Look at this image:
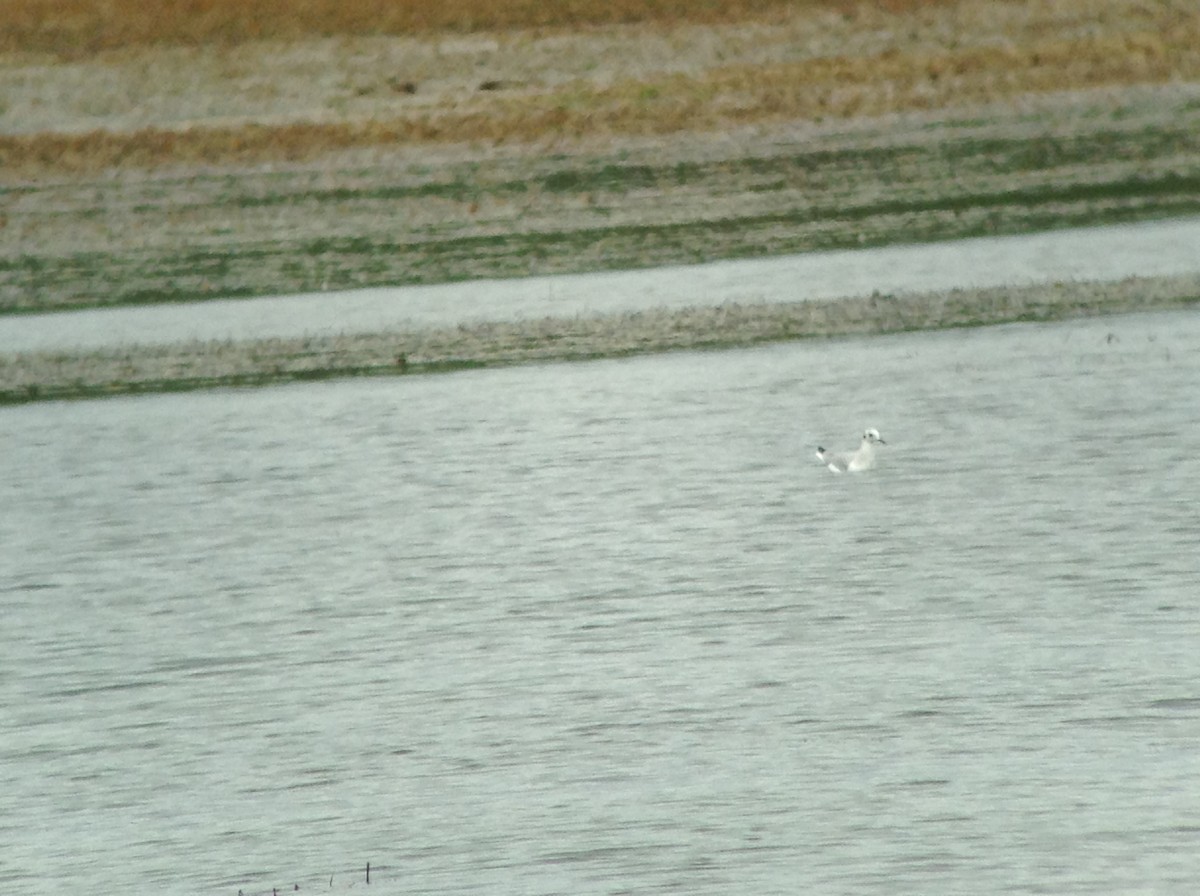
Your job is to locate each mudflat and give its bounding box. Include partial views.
[1,0,1199,400]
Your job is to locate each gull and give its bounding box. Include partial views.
[816,428,886,473]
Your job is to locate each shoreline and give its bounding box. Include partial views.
[3,273,1196,406]
[3,0,1199,405]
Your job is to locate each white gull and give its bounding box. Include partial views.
[816,428,886,473]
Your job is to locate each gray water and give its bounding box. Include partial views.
[4,215,1200,354]
[2,307,1200,895]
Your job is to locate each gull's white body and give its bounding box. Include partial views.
[816,428,885,473]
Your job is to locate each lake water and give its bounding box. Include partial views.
[4,215,1200,354]
[2,304,1199,895]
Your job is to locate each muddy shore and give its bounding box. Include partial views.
[3,273,1197,405]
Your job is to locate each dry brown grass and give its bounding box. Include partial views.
[2,0,949,56]
[3,13,1197,177]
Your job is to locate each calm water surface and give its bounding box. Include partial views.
[2,308,1199,895]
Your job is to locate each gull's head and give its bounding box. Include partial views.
[863,428,885,444]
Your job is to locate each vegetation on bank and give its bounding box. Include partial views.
[2,0,1197,178]
[3,13,1197,175]
[2,0,827,56]
[4,91,1199,315]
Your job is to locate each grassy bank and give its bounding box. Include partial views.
[5,85,1199,314]
[1,0,817,56]
[5,16,1198,175]
[3,274,1196,405]
[3,0,1199,315]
